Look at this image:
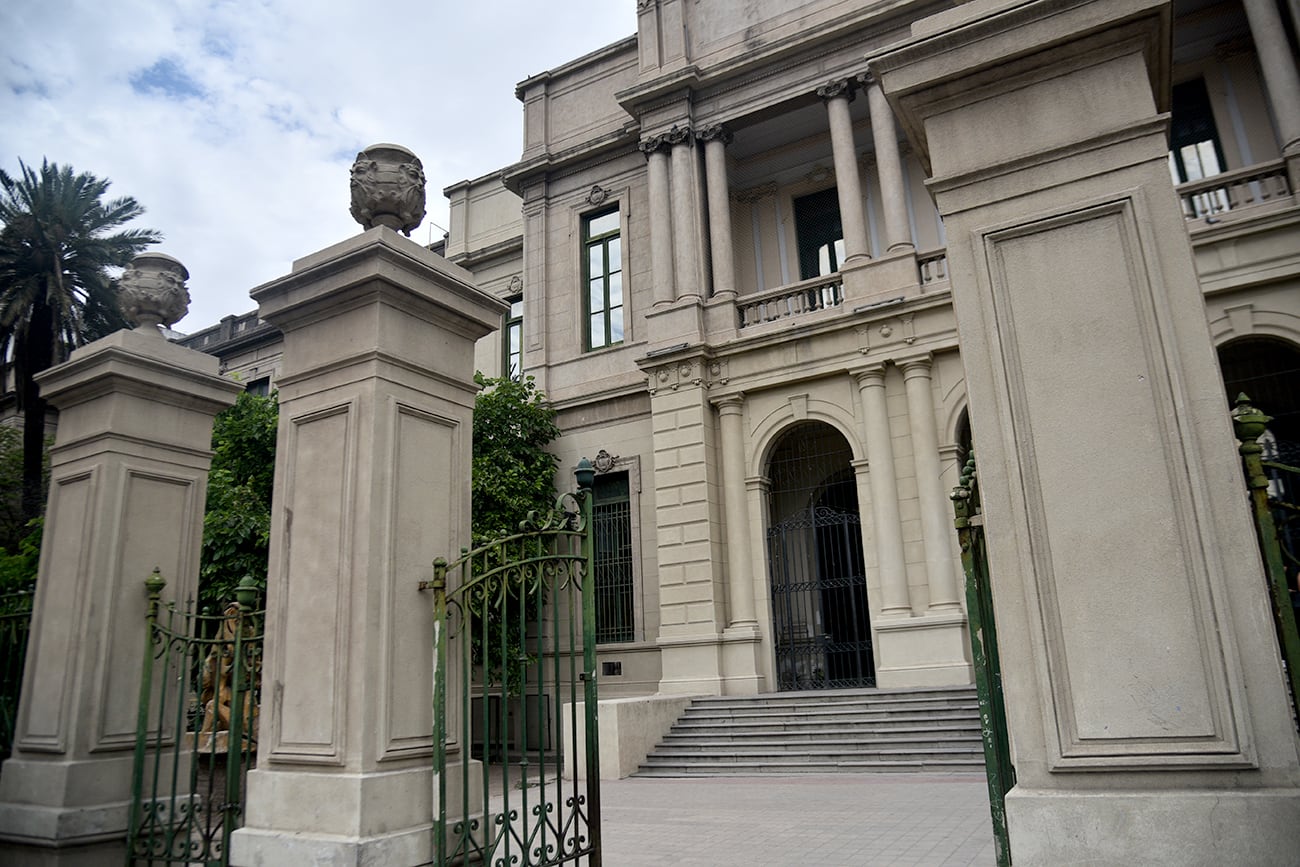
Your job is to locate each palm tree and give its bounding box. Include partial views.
[0,159,161,525]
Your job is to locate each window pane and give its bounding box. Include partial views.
[610,307,624,343]
[590,278,604,311]
[590,312,606,348]
[510,298,523,318]
[607,237,621,272]
[508,323,520,353]
[588,245,603,278]
[608,271,622,307]
[588,210,619,237]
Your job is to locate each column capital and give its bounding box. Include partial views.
[853,364,888,387]
[638,133,672,156]
[745,475,771,494]
[696,124,733,145]
[665,124,694,146]
[714,392,745,412]
[850,457,871,472]
[816,78,855,101]
[855,70,878,88]
[896,351,935,378]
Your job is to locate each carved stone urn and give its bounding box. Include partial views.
[118,252,190,334]
[349,143,427,236]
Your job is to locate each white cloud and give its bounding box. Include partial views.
[0,0,637,330]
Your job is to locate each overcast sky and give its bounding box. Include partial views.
[0,1,637,332]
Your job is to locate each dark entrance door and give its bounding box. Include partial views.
[766,422,874,690]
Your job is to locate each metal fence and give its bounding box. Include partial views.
[0,587,35,767]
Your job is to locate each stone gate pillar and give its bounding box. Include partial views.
[0,255,241,865]
[229,145,505,865]
[874,0,1300,862]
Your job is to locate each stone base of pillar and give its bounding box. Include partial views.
[0,752,135,862]
[1005,787,1300,864]
[0,839,125,867]
[644,300,704,351]
[873,612,973,688]
[703,295,739,343]
[1284,145,1300,195]
[841,249,920,307]
[656,633,724,695]
[230,766,435,867]
[720,624,763,695]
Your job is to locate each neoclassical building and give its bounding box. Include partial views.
[184,0,1300,701]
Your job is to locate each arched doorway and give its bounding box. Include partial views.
[1218,337,1300,461]
[765,421,874,690]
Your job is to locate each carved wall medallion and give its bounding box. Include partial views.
[349,143,427,236]
[593,449,620,473]
[507,275,523,294]
[587,185,609,206]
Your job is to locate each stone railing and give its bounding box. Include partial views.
[1177,159,1292,221]
[918,249,948,286]
[737,272,844,328]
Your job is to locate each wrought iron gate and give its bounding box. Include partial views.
[768,503,875,690]
[423,466,601,866]
[952,454,1013,867]
[0,585,34,767]
[128,572,263,866]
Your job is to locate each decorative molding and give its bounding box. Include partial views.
[732,182,777,204]
[638,134,671,156]
[586,184,609,207]
[506,275,523,295]
[636,0,655,10]
[696,124,733,146]
[664,124,693,146]
[815,78,853,101]
[803,164,835,186]
[646,357,727,394]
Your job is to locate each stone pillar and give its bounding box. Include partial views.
[854,366,910,616]
[0,275,240,864]
[863,72,914,254]
[898,354,961,611]
[874,0,1300,860]
[640,134,676,307]
[1241,0,1300,185]
[699,125,737,299]
[668,125,703,301]
[818,79,871,263]
[228,225,505,865]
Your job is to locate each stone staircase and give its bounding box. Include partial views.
[635,685,985,777]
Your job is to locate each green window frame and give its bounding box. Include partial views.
[503,295,523,379]
[583,209,623,351]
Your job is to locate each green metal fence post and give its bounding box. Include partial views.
[1231,394,1300,726]
[128,568,167,859]
[575,458,601,866]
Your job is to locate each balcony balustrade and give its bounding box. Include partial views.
[1177,159,1292,221]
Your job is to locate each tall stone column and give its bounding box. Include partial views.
[818,79,871,263]
[863,72,914,253]
[0,256,241,865]
[898,354,961,611]
[698,125,737,299]
[230,146,506,866]
[667,125,703,301]
[717,396,756,626]
[1241,0,1300,185]
[854,367,910,616]
[639,134,676,307]
[875,0,1300,860]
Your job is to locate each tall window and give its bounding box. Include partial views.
[593,471,635,643]
[583,209,623,350]
[794,188,845,280]
[1169,78,1226,184]
[503,295,523,379]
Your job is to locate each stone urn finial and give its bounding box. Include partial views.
[118,252,190,335]
[349,143,427,236]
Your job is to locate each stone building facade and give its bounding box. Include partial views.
[183,0,1300,703]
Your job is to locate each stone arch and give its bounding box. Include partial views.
[747,392,864,478]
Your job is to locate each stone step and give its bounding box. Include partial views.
[635,687,986,778]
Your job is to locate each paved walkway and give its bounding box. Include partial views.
[596,773,996,866]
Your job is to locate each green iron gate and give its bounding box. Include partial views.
[128,571,263,866]
[0,585,35,767]
[952,454,1014,867]
[422,461,601,866]
[1231,394,1300,729]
